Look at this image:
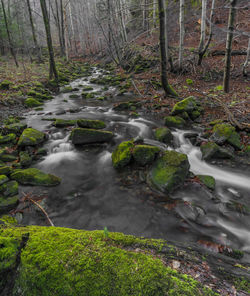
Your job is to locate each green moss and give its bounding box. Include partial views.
[164,116,186,128]
[0,150,17,163]
[0,175,8,186]
[53,119,77,128]
[69,94,80,99]
[82,86,94,91]
[211,124,242,149]
[3,123,27,136]
[200,142,233,160]
[171,96,197,115]
[77,119,106,129]
[132,145,160,166]
[10,168,61,187]
[0,226,217,296]
[62,86,73,93]
[25,97,43,108]
[19,151,32,168]
[0,134,16,145]
[197,175,215,190]
[186,79,194,85]
[112,141,134,169]
[0,195,19,214]
[0,181,18,197]
[155,127,173,144]
[0,166,13,176]
[0,80,13,90]
[71,128,113,145]
[18,128,45,147]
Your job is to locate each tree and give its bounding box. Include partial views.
[178,0,185,70]
[40,0,58,81]
[242,37,250,76]
[158,0,177,97]
[223,0,237,93]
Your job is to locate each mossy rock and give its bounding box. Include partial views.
[171,96,198,115]
[69,94,80,99]
[0,180,18,197]
[147,151,190,194]
[0,80,13,90]
[132,145,160,166]
[0,150,17,163]
[18,128,45,147]
[25,98,43,108]
[71,128,113,145]
[3,123,27,136]
[155,127,173,145]
[113,101,141,111]
[0,166,13,176]
[53,119,77,128]
[200,142,233,161]
[77,119,106,130]
[10,168,61,187]
[0,134,16,145]
[0,225,217,296]
[19,151,32,168]
[112,141,134,169]
[164,116,186,128]
[0,175,9,185]
[197,175,216,190]
[210,124,242,149]
[82,86,94,91]
[62,86,73,93]
[0,195,19,214]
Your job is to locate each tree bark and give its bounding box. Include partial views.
[158,0,177,97]
[223,0,237,93]
[197,0,207,63]
[178,0,185,70]
[1,0,18,67]
[242,37,250,76]
[60,0,66,56]
[40,0,58,81]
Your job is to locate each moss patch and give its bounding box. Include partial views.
[155,127,173,144]
[211,124,242,149]
[164,116,186,128]
[112,141,134,169]
[197,175,216,190]
[53,119,77,128]
[200,142,233,160]
[71,128,113,145]
[0,134,16,145]
[77,119,106,129]
[25,98,43,108]
[132,145,160,166]
[18,128,45,147]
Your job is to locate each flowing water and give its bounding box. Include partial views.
[19,68,250,260]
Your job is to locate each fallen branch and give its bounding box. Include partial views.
[131,79,144,97]
[210,49,247,56]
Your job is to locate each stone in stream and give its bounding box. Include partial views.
[0,166,14,176]
[10,168,61,186]
[3,123,27,136]
[53,119,77,127]
[0,148,18,163]
[25,98,43,108]
[71,128,113,145]
[164,116,186,128]
[18,128,45,147]
[147,150,190,194]
[154,127,173,145]
[132,145,160,166]
[200,142,233,161]
[77,119,106,129]
[0,133,16,145]
[197,175,216,190]
[112,140,134,169]
[0,195,19,214]
[19,151,32,168]
[0,180,18,197]
[0,175,9,185]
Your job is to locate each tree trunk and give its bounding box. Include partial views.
[198,0,207,61]
[223,0,237,93]
[1,0,18,67]
[178,0,185,70]
[40,0,58,81]
[26,0,43,63]
[158,0,177,97]
[60,0,66,56]
[242,37,250,76]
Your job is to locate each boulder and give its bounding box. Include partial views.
[112,141,134,169]
[0,134,16,145]
[0,166,13,176]
[0,180,18,197]
[200,142,233,161]
[164,116,186,128]
[154,127,173,145]
[71,128,113,145]
[19,151,32,168]
[147,150,190,193]
[197,175,216,190]
[25,98,43,108]
[132,145,160,166]
[0,149,18,163]
[77,119,106,129]
[18,128,45,147]
[0,195,19,214]
[10,168,61,186]
[171,96,198,115]
[3,123,27,136]
[53,119,77,127]
[0,175,8,185]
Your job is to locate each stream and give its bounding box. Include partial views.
[19,68,250,260]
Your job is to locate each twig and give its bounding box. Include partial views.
[131,79,144,97]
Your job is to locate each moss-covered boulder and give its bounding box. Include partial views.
[197,175,216,190]
[18,128,45,147]
[113,101,141,111]
[147,151,190,193]
[210,124,242,149]
[200,142,233,161]
[0,175,8,185]
[0,180,18,197]
[164,116,186,128]
[0,166,13,176]
[77,119,106,129]
[132,145,160,166]
[19,151,32,168]
[0,134,16,145]
[71,128,113,145]
[0,225,217,296]
[0,149,18,163]
[172,96,197,115]
[155,127,173,144]
[53,119,77,128]
[0,195,19,214]
[82,86,94,91]
[10,168,61,186]
[62,86,73,93]
[3,123,27,136]
[25,97,43,108]
[0,80,13,90]
[112,141,134,169]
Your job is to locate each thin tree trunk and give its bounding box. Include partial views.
[198,0,216,65]
[242,37,250,76]
[158,0,177,97]
[26,0,43,63]
[223,0,237,93]
[153,0,157,28]
[63,3,69,61]
[178,0,185,70]
[198,0,207,59]
[1,0,19,67]
[60,0,66,56]
[54,0,64,56]
[40,0,58,81]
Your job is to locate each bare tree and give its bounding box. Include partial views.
[178,0,185,70]
[242,37,250,76]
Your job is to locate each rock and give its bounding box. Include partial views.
[200,142,233,160]
[210,123,242,150]
[132,145,160,166]
[69,94,80,99]
[77,119,106,129]
[113,101,141,111]
[112,141,134,169]
[71,128,113,145]
[0,195,19,214]
[171,96,198,115]
[0,149,18,162]
[164,116,186,128]
[25,98,43,108]
[18,128,45,147]
[82,86,93,91]
[19,151,32,168]
[0,80,12,90]
[147,150,190,193]
[197,175,216,190]
[53,119,77,127]
[0,134,16,145]
[0,180,18,197]
[62,86,73,93]
[154,127,173,144]
[3,123,27,135]
[0,175,9,185]
[0,166,13,176]
[10,168,61,186]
